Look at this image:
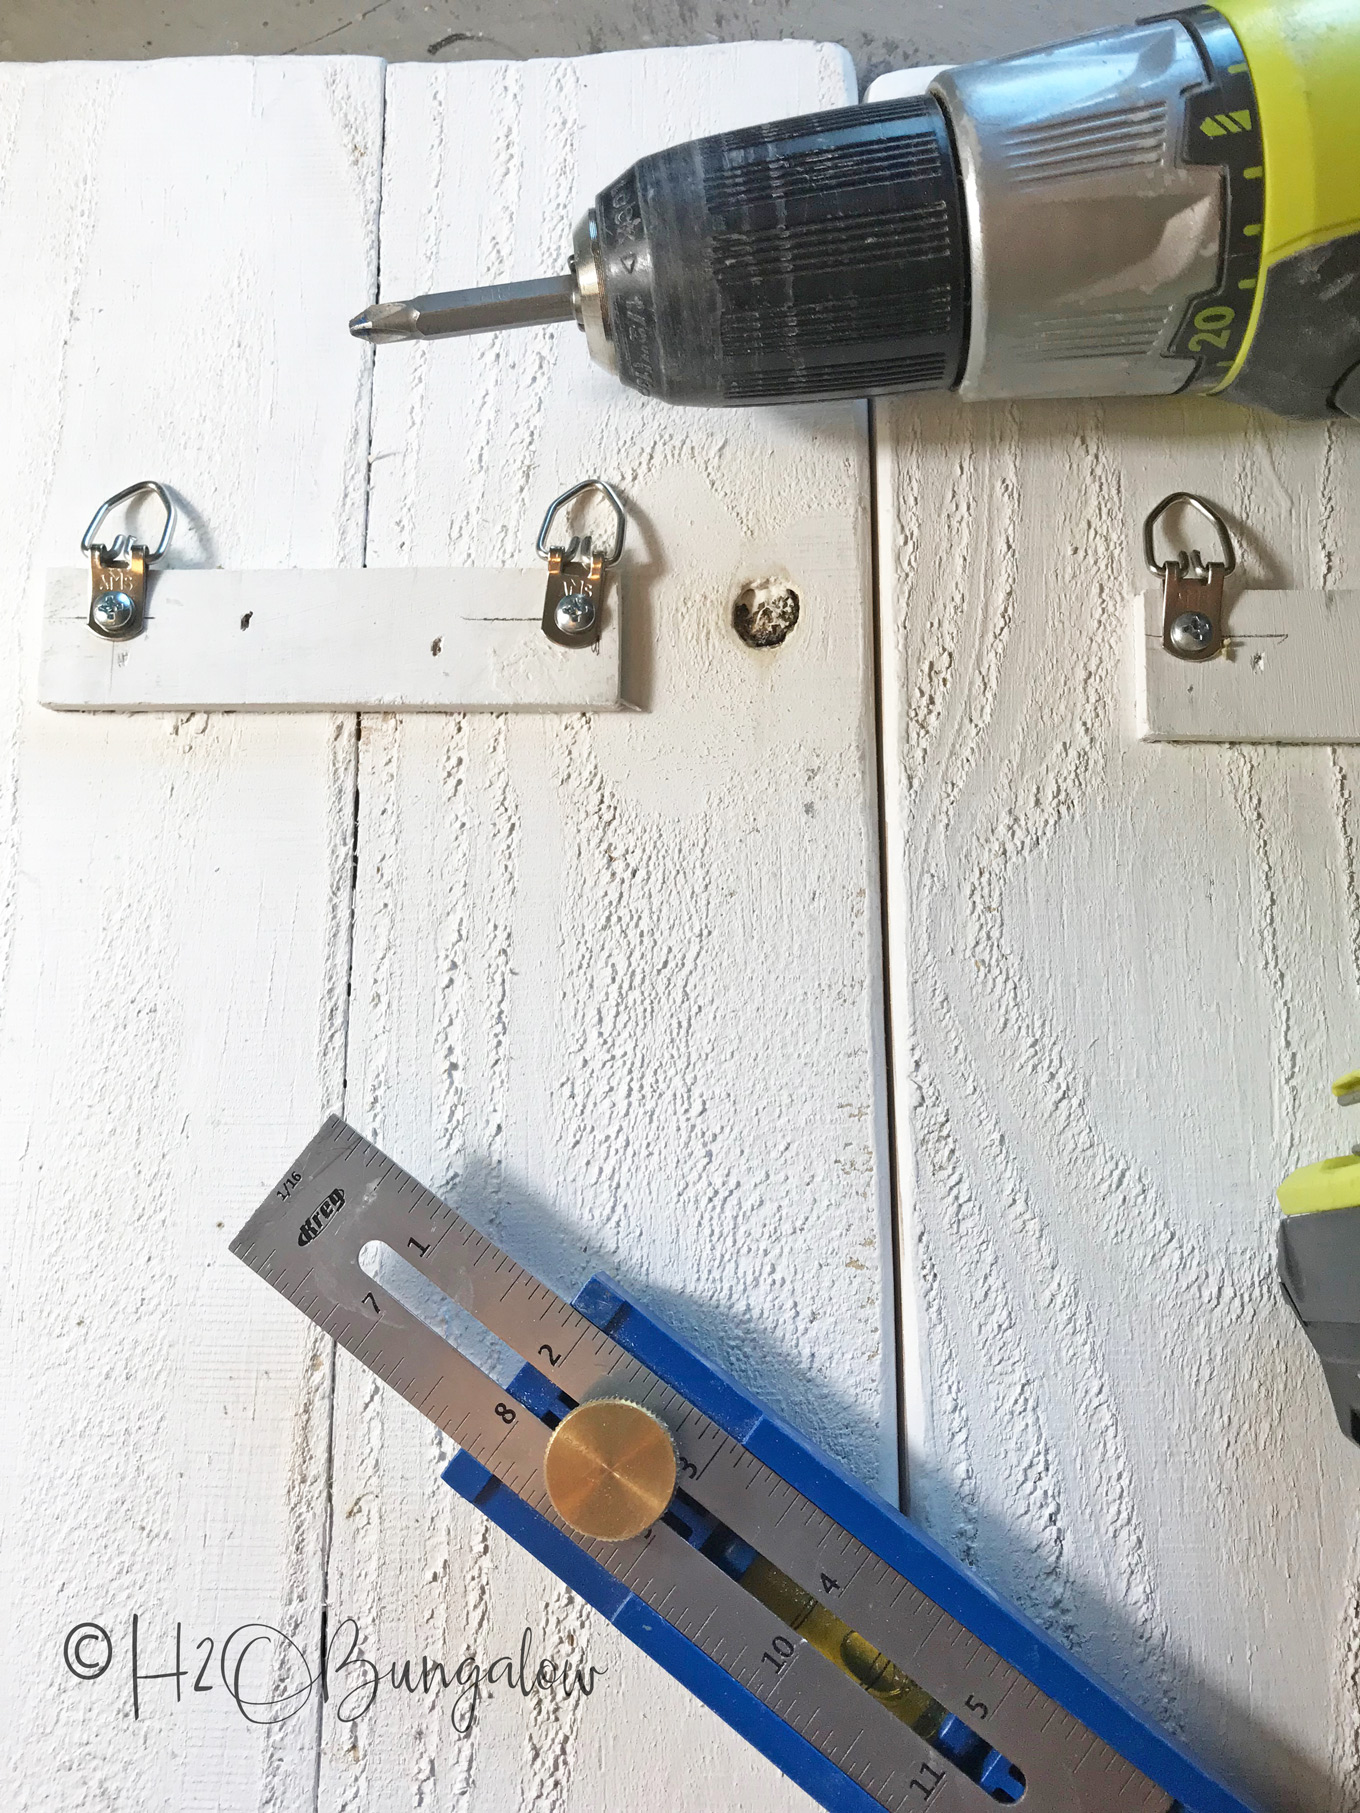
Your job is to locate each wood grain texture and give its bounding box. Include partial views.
[323,42,893,1813]
[0,57,381,1810]
[875,388,1360,1812]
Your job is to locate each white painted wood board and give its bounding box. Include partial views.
[874,382,1360,1812]
[856,64,953,99]
[0,56,381,1812]
[1136,587,1360,743]
[39,566,623,711]
[324,41,890,1813]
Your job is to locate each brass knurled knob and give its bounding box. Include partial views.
[543,1398,677,1541]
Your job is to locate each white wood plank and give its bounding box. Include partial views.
[0,57,382,1811]
[875,379,1360,1811]
[40,566,623,711]
[326,42,892,1813]
[1135,587,1360,743]
[855,65,952,99]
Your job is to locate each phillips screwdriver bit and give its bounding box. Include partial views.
[349,274,577,344]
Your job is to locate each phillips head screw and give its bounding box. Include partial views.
[1168,610,1214,654]
[554,593,596,636]
[91,590,136,634]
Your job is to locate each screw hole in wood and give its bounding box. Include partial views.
[733,581,799,649]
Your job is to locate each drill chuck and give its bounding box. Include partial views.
[350,0,1360,422]
[576,96,968,405]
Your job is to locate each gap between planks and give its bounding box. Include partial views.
[301,48,905,1813]
[310,58,387,1813]
[867,395,913,1515]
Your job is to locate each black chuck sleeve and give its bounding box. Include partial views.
[591,95,970,407]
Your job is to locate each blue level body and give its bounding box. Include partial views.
[442,1274,1260,1813]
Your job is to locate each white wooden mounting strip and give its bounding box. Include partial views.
[1135,587,1360,742]
[39,566,621,711]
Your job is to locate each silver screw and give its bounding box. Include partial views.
[555,593,596,636]
[1169,610,1213,654]
[92,591,135,634]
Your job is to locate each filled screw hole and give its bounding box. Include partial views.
[733,581,799,649]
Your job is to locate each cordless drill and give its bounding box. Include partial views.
[350,0,1360,422]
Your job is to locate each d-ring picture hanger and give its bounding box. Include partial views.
[82,480,175,642]
[537,478,627,650]
[41,476,628,714]
[1133,490,1360,744]
[1142,491,1236,663]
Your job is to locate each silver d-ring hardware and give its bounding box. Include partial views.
[1142,492,1236,662]
[536,478,626,568]
[82,480,175,563]
[537,478,627,649]
[83,480,175,642]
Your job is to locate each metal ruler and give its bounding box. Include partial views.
[232,1118,1258,1813]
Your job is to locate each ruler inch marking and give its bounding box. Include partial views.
[234,1121,1179,1813]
